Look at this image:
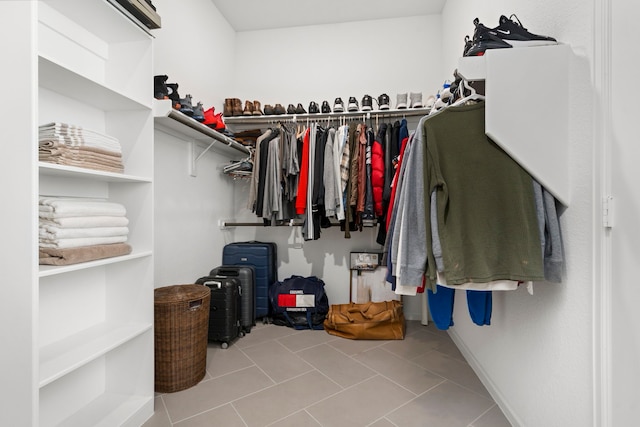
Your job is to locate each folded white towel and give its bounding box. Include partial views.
[39,226,129,240]
[39,235,128,249]
[39,198,126,217]
[39,216,129,228]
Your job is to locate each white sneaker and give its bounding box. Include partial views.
[396,93,408,109]
[409,92,423,108]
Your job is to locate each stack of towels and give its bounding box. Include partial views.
[39,197,132,266]
[39,123,124,173]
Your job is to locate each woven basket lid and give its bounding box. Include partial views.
[154,284,210,304]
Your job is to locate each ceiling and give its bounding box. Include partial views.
[210,0,447,32]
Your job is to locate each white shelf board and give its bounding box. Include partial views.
[39,250,152,278]
[39,322,151,387]
[56,393,153,427]
[458,44,571,206]
[39,162,152,183]
[154,99,251,157]
[38,56,150,111]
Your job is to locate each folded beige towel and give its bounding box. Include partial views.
[39,243,132,266]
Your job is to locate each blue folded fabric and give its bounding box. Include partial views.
[467,290,492,326]
[427,285,455,330]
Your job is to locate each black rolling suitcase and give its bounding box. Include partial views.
[196,276,241,349]
[222,241,277,320]
[209,265,256,334]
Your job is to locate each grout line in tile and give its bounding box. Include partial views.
[203,363,257,381]
[157,394,174,426]
[467,403,498,426]
[230,402,250,427]
[377,378,449,421]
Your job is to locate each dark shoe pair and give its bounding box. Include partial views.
[287,103,307,115]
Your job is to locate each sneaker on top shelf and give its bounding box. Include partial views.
[180,94,194,116]
[308,101,320,114]
[409,92,423,108]
[494,14,557,47]
[295,103,307,114]
[361,95,373,112]
[263,104,275,115]
[321,100,331,113]
[154,75,169,100]
[425,95,436,111]
[334,97,345,113]
[287,104,296,114]
[396,93,408,109]
[347,96,359,112]
[192,101,205,122]
[378,93,390,110]
[465,19,512,56]
[273,103,286,115]
[253,100,263,115]
[242,100,254,116]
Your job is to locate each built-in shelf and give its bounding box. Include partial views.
[39,162,152,183]
[39,322,151,387]
[458,44,571,206]
[39,251,153,278]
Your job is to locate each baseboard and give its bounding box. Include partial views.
[448,328,523,427]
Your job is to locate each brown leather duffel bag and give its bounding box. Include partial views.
[323,300,406,340]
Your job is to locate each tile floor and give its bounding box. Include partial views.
[143,320,511,427]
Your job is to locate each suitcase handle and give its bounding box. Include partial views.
[203,280,222,288]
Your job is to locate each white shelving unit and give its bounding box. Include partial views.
[1,1,154,426]
[458,44,571,206]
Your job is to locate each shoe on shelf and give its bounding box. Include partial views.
[308,101,320,114]
[425,95,436,111]
[166,83,181,110]
[494,14,557,47]
[409,92,423,108]
[154,75,169,99]
[287,104,296,114]
[465,18,512,56]
[253,100,263,115]
[378,93,390,110]
[440,82,452,104]
[192,101,205,122]
[274,103,286,115]
[232,98,243,116]
[347,96,359,112]
[295,103,307,114]
[321,100,331,114]
[224,98,234,117]
[179,94,194,116]
[263,104,275,115]
[396,93,408,109]
[462,35,473,57]
[203,106,225,131]
[361,95,373,112]
[333,97,345,113]
[243,100,254,116]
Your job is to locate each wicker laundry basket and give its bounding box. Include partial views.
[154,284,211,393]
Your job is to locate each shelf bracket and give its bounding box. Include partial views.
[189,140,216,177]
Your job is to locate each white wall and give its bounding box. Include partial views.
[441,1,595,426]
[152,0,239,286]
[233,15,443,112]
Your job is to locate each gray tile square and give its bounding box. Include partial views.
[241,339,313,383]
[278,329,336,352]
[327,336,387,356]
[266,410,322,427]
[235,323,299,349]
[355,347,445,394]
[298,343,376,388]
[306,375,415,427]
[386,381,494,427]
[380,329,443,360]
[206,344,254,378]
[173,404,246,427]
[411,349,491,398]
[233,370,341,427]
[141,397,171,427]
[471,404,512,427]
[162,366,274,423]
[368,418,397,427]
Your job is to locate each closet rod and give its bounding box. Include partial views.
[219,219,343,228]
[224,107,432,125]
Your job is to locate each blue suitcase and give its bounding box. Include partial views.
[222,241,277,319]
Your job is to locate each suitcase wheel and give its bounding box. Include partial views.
[221,342,229,349]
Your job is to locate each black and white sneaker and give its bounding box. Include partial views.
[378,93,390,110]
[347,96,359,112]
[321,100,331,113]
[494,14,557,47]
[465,15,557,56]
[334,97,345,113]
[361,95,373,112]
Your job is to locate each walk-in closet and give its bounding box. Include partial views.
[3,0,638,426]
